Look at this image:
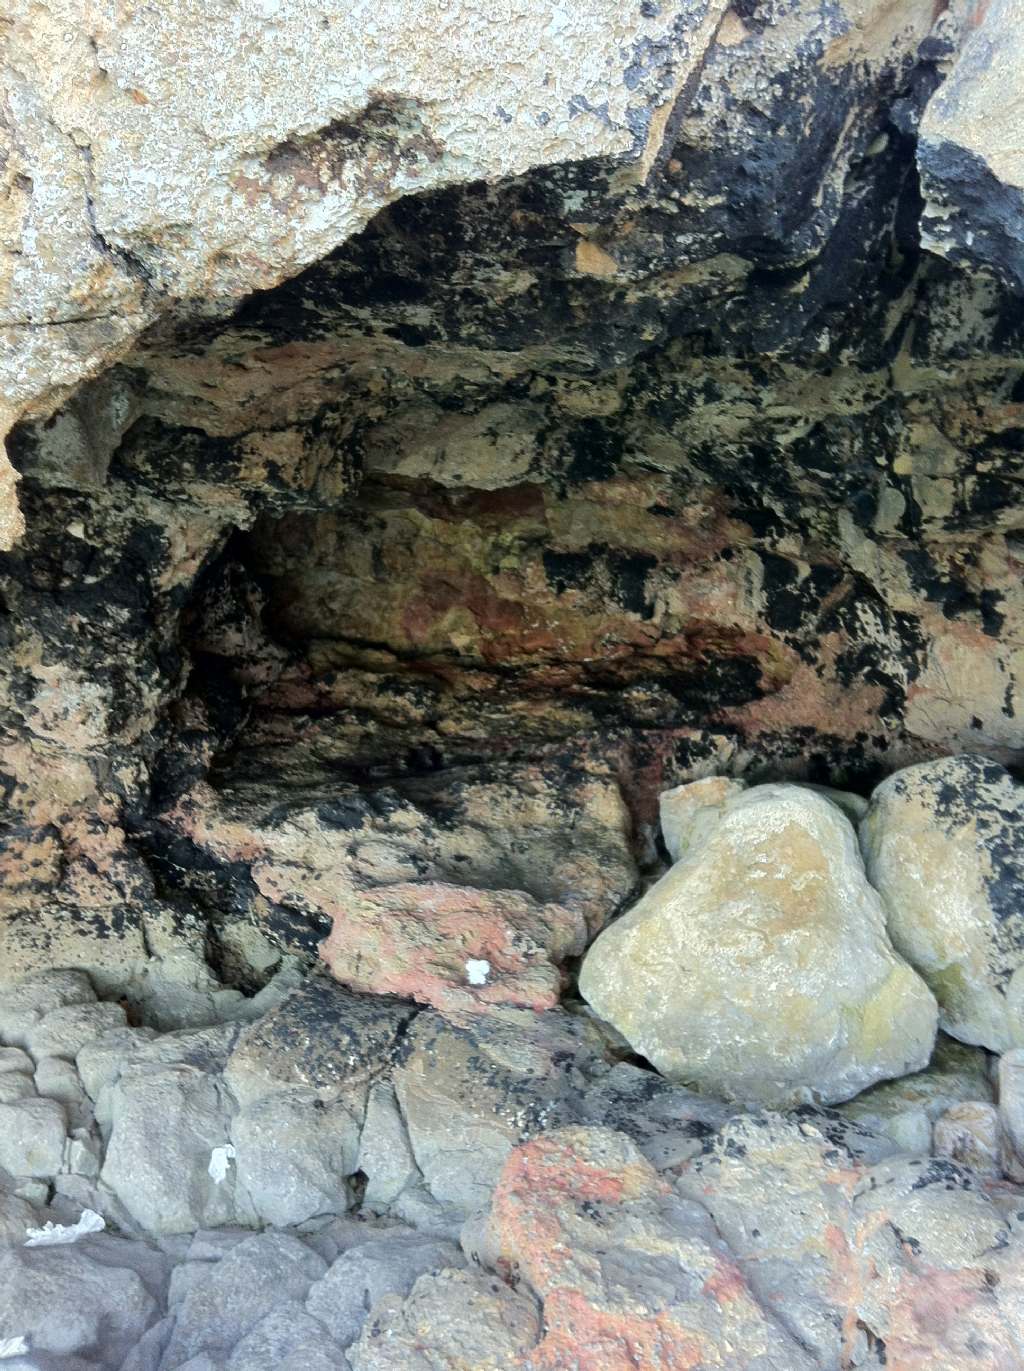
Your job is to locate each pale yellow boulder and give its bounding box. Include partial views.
[581,782,937,1106]
[860,755,1024,1052]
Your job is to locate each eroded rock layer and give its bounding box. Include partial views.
[5,0,1024,991]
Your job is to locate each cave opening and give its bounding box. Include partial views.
[8,5,1024,1354]
[5,104,1024,1012]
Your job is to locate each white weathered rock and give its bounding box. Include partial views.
[0,1098,67,1179]
[861,754,1024,1051]
[358,1082,421,1209]
[0,1072,36,1106]
[918,0,1024,293]
[0,1239,160,1368]
[24,1002,127,1061]
[0,970,96,1047]
[97,1026,249,1233]
[658,775,747,862]
[581,782,937,1106]
[224,1302,348,1371]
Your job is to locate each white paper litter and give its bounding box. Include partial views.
[0,1336,28,1358]
[208,1143,237,1183]
[24,1209,105,1247]
[465,958,490,986]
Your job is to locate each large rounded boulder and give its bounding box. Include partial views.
[579,782,937,1106]
[861,754,1024,1052]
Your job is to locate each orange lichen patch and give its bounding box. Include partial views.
[526,1295,706,1371]
[720,631,888,739]
[318,880,586,1013]
[513,1136,653,1206]
[488,1128,807,1371]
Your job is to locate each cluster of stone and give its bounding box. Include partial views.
[3,753,1024,1364]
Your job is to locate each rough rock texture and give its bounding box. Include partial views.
[483,1125,817,1370]
[919,0,1024,290]
[839,1032,993,1153]
[862,754,1024,1051]
[580,782,937,1105]
[5,2,1024,1364]
[0,0,730,547]
[6,0,1024,1016]
[0,969,1022,1368]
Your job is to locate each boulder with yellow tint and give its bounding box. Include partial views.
[579,783,937,1106]
[861,755,1024,1053]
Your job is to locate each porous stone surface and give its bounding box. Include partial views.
[348,1266,541,1371]
[861,754,1024,1051]
[6,0,1024,1016]
[319,880,587,1013]
[482,1125,818,1370]
[580,782,937,1105]
[0,968,1021,1367]
[933,1100,1002,1178]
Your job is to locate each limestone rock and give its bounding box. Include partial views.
[223,978,413,1226]
[348,1267,540,1371]
[96,1025,248,1233]
[1,0,728,543]
[23,1002,127,1062]
[357,1083,420,1210]
[581,782,937,1105]
[933,1100,1002,1177]
[158,759,636,964]
[0,971,97,1046]
[483,1125,817,1370]
[675,1113,865,1366]
[676,1114,1024,1370]
[999,1048,1024,1181]
[0,1099,67,1180]
[839,1032,993,1154]
[658,775,746,862]
[305,1234,465,1348]
[224,1303,348,1371]
[0,1239,160,1368]
[391,1007,605,1218]
[161,1231,327,1367]
[861,754,1024,1051]
[319,880,587,1013]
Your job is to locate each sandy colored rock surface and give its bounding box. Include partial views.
[581,782,937,1105]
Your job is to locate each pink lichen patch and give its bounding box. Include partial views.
[319,880,586,1012]
[485,1128,808,1371]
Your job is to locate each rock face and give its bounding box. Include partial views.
[862,754,1024,1051]
[580,782,937,1105]
[5,0,1024,1014]
[0,0,729,546]
[919,0,1024,292]
[5,2,1024,1364]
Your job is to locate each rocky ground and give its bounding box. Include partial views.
[5,0,1024,1365]
[4,761,1024,1367]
